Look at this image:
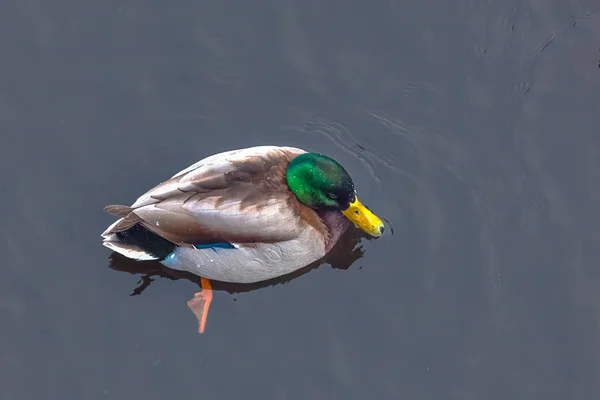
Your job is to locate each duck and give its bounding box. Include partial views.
[101,145,384,332]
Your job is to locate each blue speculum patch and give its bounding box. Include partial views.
[164,242,235,263]
[193,242,235,250]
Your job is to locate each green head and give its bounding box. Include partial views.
[286,153,355,210]
[286,152,385,237]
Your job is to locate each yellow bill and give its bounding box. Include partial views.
[342,197,385,237]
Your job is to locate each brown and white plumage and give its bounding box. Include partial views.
[101,146,351,283]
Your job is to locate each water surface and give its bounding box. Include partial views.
[1,1,600,399]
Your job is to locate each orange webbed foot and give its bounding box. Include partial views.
[187,277,213,334]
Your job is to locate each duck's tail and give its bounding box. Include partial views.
[101,205,176,261]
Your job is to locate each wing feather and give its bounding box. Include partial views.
[105,146,323,246]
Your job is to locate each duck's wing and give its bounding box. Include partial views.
[102,146,327,247]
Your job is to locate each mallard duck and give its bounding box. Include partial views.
[101,145,384,332]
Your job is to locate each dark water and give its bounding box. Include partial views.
[2,1,600,399]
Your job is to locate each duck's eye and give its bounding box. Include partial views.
[326,193,338,200]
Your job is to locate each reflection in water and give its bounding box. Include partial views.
[108,226,368,332]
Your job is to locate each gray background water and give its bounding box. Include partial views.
[2,1,600,399]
